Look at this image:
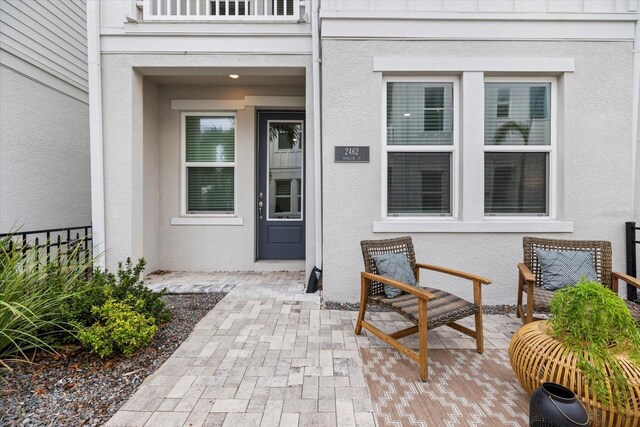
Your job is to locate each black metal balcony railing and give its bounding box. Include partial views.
[0,226,93,269]
[626,221,639,302]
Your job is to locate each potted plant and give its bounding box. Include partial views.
[509,279,640,425]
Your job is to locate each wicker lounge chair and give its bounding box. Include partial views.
[517,236,640,324]
[355,236,491,381]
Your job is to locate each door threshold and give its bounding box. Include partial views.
[253,260,305,272]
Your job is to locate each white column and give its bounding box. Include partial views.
[87,0,105,269]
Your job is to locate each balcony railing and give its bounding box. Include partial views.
[142,0,302,21]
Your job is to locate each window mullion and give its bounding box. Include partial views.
[483,145,552,153]
[387,145,454,153]
[460,71,485,223]
[186,161,237,167]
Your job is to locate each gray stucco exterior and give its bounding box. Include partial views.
[321,40,635,304]
[91,1,639,306]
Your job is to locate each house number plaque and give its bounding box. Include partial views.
[335,146,370,163]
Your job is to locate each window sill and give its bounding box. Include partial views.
[170,217,244,226]
[373,220,573,233]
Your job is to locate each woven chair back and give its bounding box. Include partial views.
[523,237,613,289]
[361,236,417,296]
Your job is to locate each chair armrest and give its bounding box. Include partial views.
[518,263,535,283]
[612,272,640,289]
[361,271,436,300]
[415,263,492,285]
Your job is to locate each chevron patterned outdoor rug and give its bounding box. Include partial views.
[361,348,529,426]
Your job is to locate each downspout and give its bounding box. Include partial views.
[632,17,640,218]
[312,0,322,270]
[87,1,106,269]
[306,0,323,292]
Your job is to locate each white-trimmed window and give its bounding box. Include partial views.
[484,78,555,217]
[383,78,458,218]
[182,113,236,215]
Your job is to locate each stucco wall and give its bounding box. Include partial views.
[321,40,635,305]
[0,68,91,232]
[100,53,315,273]
[153,84,306,272]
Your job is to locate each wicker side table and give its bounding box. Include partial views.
[509,321,640,427]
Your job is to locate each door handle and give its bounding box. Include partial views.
[258,201,263,219]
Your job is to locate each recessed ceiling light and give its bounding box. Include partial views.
[229,74,239,79]
[404,113,411,117]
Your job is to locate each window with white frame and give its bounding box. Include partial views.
[183,114,236,215]
[484,81,553,216]
[384,80,456,217]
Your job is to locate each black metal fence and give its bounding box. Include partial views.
[0,226,93,269]
[626,221,639,302]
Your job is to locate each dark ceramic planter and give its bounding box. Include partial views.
[529,382,589,427]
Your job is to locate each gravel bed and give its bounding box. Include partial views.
[0,293,226,427]
[323,300,516,315]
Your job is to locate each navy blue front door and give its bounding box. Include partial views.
[257,111,305,260]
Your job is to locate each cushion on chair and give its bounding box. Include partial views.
[368,287,478,330]
[371,253,417,299]
[534,248,598,291]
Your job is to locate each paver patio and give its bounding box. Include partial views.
[106,272,522,427]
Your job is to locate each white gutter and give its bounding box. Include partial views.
[311,0,322,269]
[87,0,106,269]
[632,17,640,217]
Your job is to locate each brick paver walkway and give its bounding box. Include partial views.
[106,272,521,427]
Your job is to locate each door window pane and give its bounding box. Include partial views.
[485,83,550,146]
[484,152,548,215]
[387,152,451,216]
[187,167,234,213]
[268,122,303,219]
[387,82,454,145]
[186,116,235,162]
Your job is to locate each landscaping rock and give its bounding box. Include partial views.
[0,293,226,427]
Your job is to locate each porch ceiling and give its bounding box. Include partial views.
[141,66,306,86]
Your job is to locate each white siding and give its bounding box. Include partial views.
[0,0,88,97]
[321,0,638,13]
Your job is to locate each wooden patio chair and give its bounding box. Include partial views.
[517,236,640,324]
[354,236,491,381]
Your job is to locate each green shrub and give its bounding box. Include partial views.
[77,299,157,358]
[549,279,640,410]
[65,258,170,327]
[61,269,108,327]
[0,237,92,366]
[109,258,171,324]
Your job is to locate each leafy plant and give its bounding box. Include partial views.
[549,280,640,410]
[0,237,92,367]
[109,258,170,324]
[64,258,170,327]
[77,299,157,358]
